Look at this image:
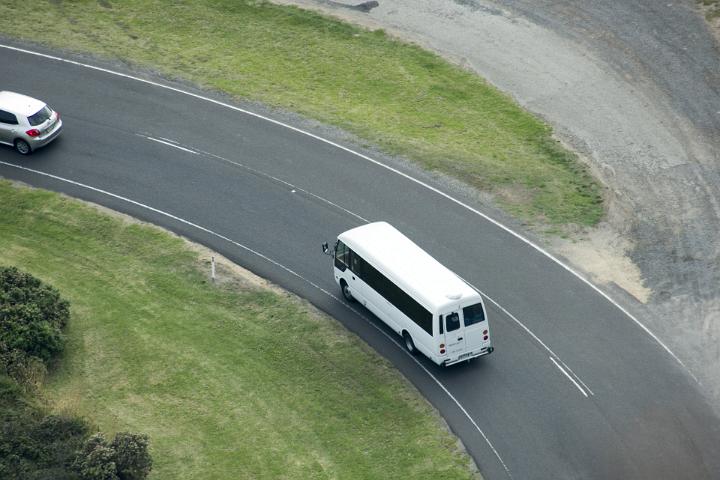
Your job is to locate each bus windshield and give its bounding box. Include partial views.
[463,303,486,326]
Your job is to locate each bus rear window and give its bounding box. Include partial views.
[463,303,486,326]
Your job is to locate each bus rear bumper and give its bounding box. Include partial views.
[443,346,494,366]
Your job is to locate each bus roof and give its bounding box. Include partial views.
[338,222,480,313]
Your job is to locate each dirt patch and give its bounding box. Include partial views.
[551,224,651,304]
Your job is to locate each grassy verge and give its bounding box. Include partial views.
[0,181,477,480]
[0,0,602,226]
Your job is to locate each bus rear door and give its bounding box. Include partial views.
[443,312,466,357]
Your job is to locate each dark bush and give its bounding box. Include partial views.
[0,341,47,389]
[111,433,152,480]
[74,433,152,480]
[0,266,69,363]
[0,375,88,480]
[74,434,118,480]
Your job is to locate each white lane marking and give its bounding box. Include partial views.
[149,123,592,399]
[145,129,592,399]
[462,277,594,397]
[138,134,199,155]
[191,143,369,223]
[0,159,512,479]
[550,357,588,398]
[0,43,692,382]
[559,358,594,396]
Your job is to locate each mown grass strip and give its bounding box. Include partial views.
[0,181,477,480]
[0,0,602,226]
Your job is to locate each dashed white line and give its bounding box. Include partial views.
[133,129,594,398]
[0,159,512,478]
[134,132,368,222]
[138,134,199,155]
[461,277,593,397]
[550,357,588,398]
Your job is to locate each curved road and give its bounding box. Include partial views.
[2,43,719,479]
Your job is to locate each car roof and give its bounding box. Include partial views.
[0,91,46,117]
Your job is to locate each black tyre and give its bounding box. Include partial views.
[14,139,31,155]
[341,281,355,302]
[403,332,417,355]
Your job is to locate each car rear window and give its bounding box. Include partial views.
[463,303,486,326]
[28,106,52,126]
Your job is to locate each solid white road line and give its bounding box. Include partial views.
[0,159,513,478]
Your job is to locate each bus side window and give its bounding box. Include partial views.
[446,312,460,332]
[350,250,362,274]
[335,241,348,271]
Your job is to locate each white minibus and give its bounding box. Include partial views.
[323,222,493,366]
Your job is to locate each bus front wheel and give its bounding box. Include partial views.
[403,332,417,355]
[341,281,355,302]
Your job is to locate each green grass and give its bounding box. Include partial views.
[0,0,602,226]
[0,181,478,480]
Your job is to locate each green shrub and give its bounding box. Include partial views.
[0,341,47,389]
[0,375,88,479]
[111,433,152,480]
[0,266,69,362]
[74,433,152,480]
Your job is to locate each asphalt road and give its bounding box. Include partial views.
[2,43,720,479]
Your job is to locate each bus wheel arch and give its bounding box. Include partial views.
[402,331,417,355]
[340,280,355,302]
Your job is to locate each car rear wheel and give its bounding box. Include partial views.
[14,139,30,155]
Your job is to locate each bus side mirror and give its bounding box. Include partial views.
[322,242,330,255]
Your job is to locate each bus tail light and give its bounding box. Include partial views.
[483,329,488,335]
[440,343,445,354]
[484,335,489,341]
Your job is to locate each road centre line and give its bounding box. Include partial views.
[0,43,689,381]
[0,160,512,478]
[461,277,594,397]
[151,130,590,400]
[138,134,199,154]
[135,132,370,224]
[136,127,590,400]
[134,131,586,396]
[550,357,588,398]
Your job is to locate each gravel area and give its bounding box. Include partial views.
[272,0,720,409]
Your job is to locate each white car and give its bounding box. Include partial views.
[0,91,62,155]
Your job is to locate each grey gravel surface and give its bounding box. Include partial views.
[272,0,720,412]
[2,40,720,479]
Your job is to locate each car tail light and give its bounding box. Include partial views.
[26,129,41,137]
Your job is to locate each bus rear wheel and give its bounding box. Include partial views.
[403,332,417,355]
[340,281,355,302]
